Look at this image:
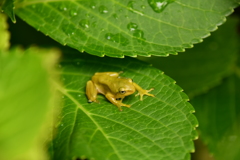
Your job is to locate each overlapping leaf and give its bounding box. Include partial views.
[52,52,198,160]
[0,47,59,160]
[0,13,10,50]
[14,0,239,57]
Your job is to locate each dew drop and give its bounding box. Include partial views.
[99,5,108,14]
[105,33,129,46]
[112,13,118,19]
[59,4,67,11]
[133,29,146,43]
[70,10,77,16]
[148,0,174,13]
[141,5,146,9]
[91,5,96,9]
[79,19,90,29]
[127,22,138,31]
[127,1,144,16]
[78,94,81,97]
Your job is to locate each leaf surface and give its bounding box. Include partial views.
[52,52,198,160]
[138,17,239,98]
[0,47,59,160]
[14,0,239,57]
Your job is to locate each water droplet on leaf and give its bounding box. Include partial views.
[59,5,67,11]
[112,13,118,19]
[99,6,108,14]
[141,5,146,9]
[70,10,77,16]
[127,1,144,16]
[105,33,129,46]
[127,22,138,31]
[79,19,90,29]
[148,0,174,13]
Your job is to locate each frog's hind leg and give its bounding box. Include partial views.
[86,80,99,103]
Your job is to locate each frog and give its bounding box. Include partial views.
[86,71,154,111]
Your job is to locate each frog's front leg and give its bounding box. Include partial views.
[86,80,99,103]
[105,93,130,111]
[133,82,154,101]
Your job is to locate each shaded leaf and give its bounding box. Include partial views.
[15,0,239,57]
[191,74,240,160]
[52,52,198,160]
[138,17,239,98]
[0,47,59,160]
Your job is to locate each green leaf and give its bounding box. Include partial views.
[52,52,198,160]
[191,74,240,160]
[0,13,10,50]
[0,0,16,23]
[14,0,239,57]
[138,17,239,98]
[0,47,59,160]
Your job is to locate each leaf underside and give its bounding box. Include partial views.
[15,0,239,57]
[51,52,198,160]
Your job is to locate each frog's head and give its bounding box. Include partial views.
[116,78,136,97]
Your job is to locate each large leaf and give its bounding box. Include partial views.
[191,73,240,160]
[138,17,239,98]
[0,0,16,22]
[0,13,10,50]
[0,47,59,160]
[15,0,239,57]
[52,52,198,160]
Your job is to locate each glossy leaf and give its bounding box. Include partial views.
[51,52,198,160]
[14,0,239,57]
[191,74,240,160]
[0,13,10,50]
[138,17,239,98]
[0,0,16,22]
[0,47,59,160]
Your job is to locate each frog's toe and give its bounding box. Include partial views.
[88,99,100,104]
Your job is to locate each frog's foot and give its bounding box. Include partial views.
[117,103,131,111]
[135,88,155,101]
[88,99,100,104]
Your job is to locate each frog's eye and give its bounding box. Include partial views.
[119,90,126,94]
[119,88,126,94]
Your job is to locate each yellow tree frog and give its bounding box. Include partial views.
[86,71,154,111]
